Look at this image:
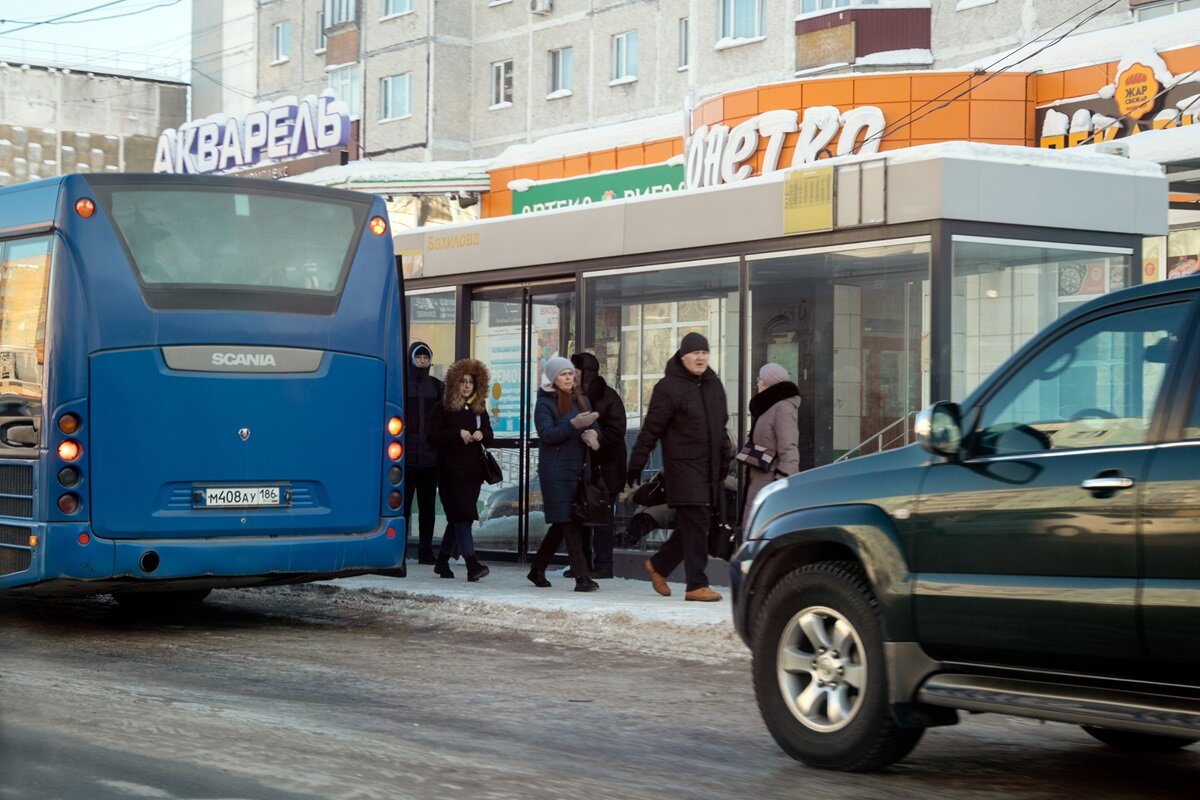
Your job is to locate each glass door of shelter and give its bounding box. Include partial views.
[470,282,576,558]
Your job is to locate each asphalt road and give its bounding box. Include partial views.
[1,585,1198,800]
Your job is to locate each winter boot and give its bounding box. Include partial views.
[527,566,551,588]
[433,553,454,579]
[466,556,490,583]
[574,578,600,593]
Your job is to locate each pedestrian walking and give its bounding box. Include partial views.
[564,351,626,579]
[428,358,493,582]
[527,356,601,592]
[741,363,801,525]
[404,341,444,565]
[627,332,730,602]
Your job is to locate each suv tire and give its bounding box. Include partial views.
[1081,726,1198,753]
[751,561,923,772]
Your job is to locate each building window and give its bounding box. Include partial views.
[324,0,356,26]
[329,64,362,117]
[272,21,291,63]
[381,73,412,119]
[549,47,573,95]
[679,18,689,68]
[721,0,762,39]
[491,60,513,107]
[611,31,638,82]
[799,0,851,13]
[383,0,413,16]
[315,11,327,52]
[1134,0,1200,20]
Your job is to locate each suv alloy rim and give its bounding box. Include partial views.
[777,604,867,732]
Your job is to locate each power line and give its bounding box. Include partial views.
[852,0,1127,154]
[0,0,131,36]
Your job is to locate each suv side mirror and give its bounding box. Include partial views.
[916,402,963,459]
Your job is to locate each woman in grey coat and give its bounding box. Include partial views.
[742,363,801,525]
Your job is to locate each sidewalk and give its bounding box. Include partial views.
[322,560,748,664]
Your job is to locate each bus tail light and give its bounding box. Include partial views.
[388,417,403,436]
[58,440,81,461]
[388,465,403,485]
[369,216,388,236]
[387,491,402,510]
[74,198,95,218]
[388,442,402,461]
[58,467,81,487]
[57,413,81,434]
[57,494,80,514]
[77,533,90,546]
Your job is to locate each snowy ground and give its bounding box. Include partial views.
[316,562,749,665]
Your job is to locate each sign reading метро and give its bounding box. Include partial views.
[153,93,350,175]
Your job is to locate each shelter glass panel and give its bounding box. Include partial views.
[951,237,1133,400]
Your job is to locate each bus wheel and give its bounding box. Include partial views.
[113,589,212,608]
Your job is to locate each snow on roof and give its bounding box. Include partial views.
[880,140,1165,178]
[961,11,1200,76]
[856,48,933,66]
[487,111,685,169]
[1075,124,1200,166]
[282,157,492,191]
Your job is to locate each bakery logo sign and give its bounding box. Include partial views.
[1039,50,1193,149]
[154,92,350,175]
[685,106,885,189]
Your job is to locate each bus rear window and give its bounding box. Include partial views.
[97,186,368,310]
[0,236,50,407]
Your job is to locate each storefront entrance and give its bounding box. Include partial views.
[469,281,576,558]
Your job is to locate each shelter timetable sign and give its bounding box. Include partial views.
[783,167,834,234]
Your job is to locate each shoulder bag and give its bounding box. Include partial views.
[480,445,503,484]
[571,452,609,526]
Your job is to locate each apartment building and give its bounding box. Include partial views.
[192,1,1146,163]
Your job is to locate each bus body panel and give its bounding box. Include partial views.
[0,175,407,595]
[89,348,385,538]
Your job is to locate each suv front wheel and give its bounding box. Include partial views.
[752,561,923,772]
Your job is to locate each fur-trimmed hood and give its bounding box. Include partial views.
[443,358,490,413]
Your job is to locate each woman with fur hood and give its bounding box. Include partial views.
[741,363,801,525]
[427,358,494,582]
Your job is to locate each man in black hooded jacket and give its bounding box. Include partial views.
[569,351,626,579]
[627,332,729,602]
[405,341,444,564]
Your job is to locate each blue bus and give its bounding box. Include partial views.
[0,174,406,604]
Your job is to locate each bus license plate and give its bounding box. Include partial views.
[200,486,285,508]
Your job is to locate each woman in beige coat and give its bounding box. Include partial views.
[741,363,801,525]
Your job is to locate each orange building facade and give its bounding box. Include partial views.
[482,42,1200,220]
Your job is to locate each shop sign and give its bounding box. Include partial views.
[153,92,350,175]
[1115,62,1159,120]
[685,106,884,190]
[512,164,685,214]
[1038,49,1192,149]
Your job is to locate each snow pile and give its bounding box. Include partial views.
[309,564,749,665]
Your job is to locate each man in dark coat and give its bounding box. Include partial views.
[404,341,443,564]
[627,332,730,602]
[569,351,626,579]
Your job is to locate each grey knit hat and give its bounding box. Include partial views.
[543,356,575,384]
[759,363,789,387]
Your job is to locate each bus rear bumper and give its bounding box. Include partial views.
[9,518,406,594]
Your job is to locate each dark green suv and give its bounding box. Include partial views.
[731,275,1200,772]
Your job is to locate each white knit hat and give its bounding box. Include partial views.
[759,363,789,387]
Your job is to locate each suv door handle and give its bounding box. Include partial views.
[1080,476,1134,492]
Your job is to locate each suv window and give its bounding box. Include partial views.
[973,301,1187,456]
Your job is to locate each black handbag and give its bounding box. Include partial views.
[480,446,502,485]
[571,453,609,526]
[632,472,667,507]
[708,487,738,560]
